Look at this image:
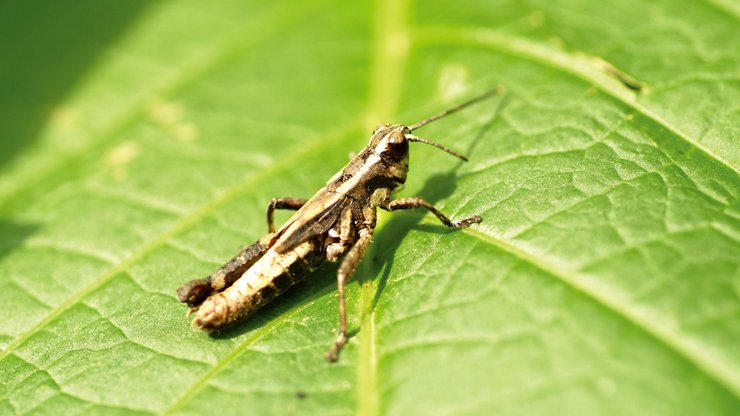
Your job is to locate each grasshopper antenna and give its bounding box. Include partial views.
[408,85,504,131]
[404,134,469,161]
[405,85,504,161]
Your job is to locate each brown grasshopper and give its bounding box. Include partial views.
[177,88,500,361]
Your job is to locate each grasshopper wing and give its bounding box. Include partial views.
[272,191,351,254]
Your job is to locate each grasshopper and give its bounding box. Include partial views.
[177,88,500,361]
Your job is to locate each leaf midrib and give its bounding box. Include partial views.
[355,1,412,414]
[161,0,410,412]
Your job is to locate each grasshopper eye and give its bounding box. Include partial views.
[388,130,407,146]
[379,130,409,160]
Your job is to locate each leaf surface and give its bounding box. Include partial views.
[1,0,738,415]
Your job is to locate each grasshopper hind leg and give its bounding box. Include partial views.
[176,233,274,311]
[179,195,305,308]
[267,197,307,233]
[177,278,213,310]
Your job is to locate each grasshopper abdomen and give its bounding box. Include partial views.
[193,238,325,330]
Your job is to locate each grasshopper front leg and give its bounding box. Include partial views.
[382,197,482,228]
[267,197,307,233]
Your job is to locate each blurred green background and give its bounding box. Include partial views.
[1,0,738,415]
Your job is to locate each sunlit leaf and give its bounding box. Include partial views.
[1,0,738,414]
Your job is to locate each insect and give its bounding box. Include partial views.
[177,88,500,361]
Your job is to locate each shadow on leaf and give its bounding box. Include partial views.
[365,95,508,310]
[0,0,151,167]
[0,219,39,261]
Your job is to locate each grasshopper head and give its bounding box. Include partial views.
[370,121,470,166]
[369,124,411,183]
[361,89,500,186]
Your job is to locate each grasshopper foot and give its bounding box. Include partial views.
[326,333,348,362]
[451,214,483,228]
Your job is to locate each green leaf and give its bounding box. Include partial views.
[1,0,738,414]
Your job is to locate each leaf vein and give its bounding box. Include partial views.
[413,25,740,175]
[455,226,740,399]
[162,282,336,414]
